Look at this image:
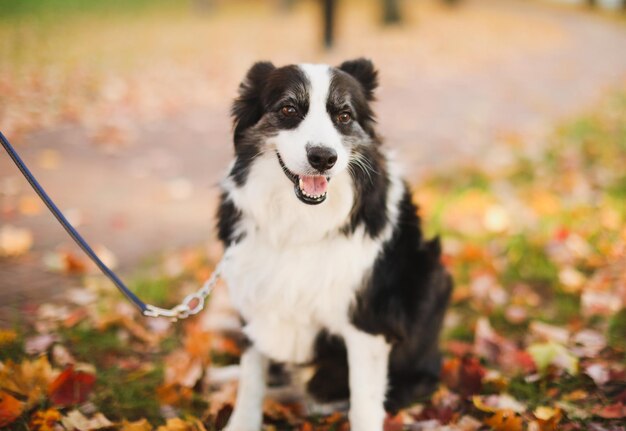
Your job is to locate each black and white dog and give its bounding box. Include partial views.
[217,59,452,431]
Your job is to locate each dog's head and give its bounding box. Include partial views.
[231,59,378,205]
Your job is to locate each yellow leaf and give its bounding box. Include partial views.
[0,357,57,408]
[120,418,153,431]
[29,409,62,431]
[156,418,206,431]
[0,330,18,347]
[533,406,562,431]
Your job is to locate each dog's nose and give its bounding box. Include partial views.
[307,146,337,171]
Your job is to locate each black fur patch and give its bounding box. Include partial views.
[306,331,350,403]
[340,143,389,238]
[216,192,243,246]
[338,58,378,101]
[351,189,452,412]
[229,63,310,186]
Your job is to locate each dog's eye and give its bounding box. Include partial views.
[337,112,352,124]
[281,105,298,117]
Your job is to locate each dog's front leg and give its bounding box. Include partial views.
[344,327,391,431]
[224,346,268,431]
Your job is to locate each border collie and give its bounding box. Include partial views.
[217,59,452,431]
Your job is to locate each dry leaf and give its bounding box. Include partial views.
[0,357,56,408]
[29,408,63,431]
[155,417,206,431]
[591,402,626,419]
[120,418,153,431]
[48,365,96,406]
[0,390,24,427]
[61,410,113,431]
[0,330,18,346]
[483,410,523,431]
[527,342,578,375]
[533,406,562,431]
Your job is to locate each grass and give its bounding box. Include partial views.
[0,0,182,21]
[94,365,165,424]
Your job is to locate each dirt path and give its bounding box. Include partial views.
[2,0,626,320]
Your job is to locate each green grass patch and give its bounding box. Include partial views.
[0,337,25,363]
[60,324,127,364]
[93,365,165,424]
[608,308,626,350]
[502,234,558,286]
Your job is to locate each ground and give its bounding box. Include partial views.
[0,0,625,430]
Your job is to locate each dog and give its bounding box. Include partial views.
[217,59,452,431]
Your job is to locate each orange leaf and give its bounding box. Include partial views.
[483,410,523,431]
[0,390,24,427]
[47,365,96,406]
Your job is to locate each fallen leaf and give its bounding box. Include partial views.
[472,394,525,413]
[29,408,63,431]
[571,329,606,357]
[25,334,59,355]
[585,363,610,386]
[61,410,113,431]
[591,402,626,419]
[441,356,485,397]
[164,350,203,388]
[48,365,96,406]
[527,342,578,375]
[581,291,622,317]
[155,417,206,431]
[456,415,482,431]
[483,409,523,431]
[0,357,56,408]
[529,321,570,344]
[533,406,562,431]
[156,383,193,407]
[0,330,18,347]
[0,390,24,427]
[120,418,153,431]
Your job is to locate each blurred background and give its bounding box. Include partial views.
[1,0,626,317]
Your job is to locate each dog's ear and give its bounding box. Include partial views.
[232,61,275,140]
[338,58,378,100]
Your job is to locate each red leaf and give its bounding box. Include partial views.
[47,365,96,406]
[442,356,485,397]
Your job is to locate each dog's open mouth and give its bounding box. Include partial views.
[277,153,329,205]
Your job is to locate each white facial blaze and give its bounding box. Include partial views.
[271,64,349,176]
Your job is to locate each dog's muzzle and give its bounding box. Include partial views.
[276,153,330,205]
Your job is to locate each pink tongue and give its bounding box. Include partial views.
[300,176,328,196]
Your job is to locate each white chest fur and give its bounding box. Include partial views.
[221,154,388,363]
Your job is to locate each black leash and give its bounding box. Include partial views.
[0,131,220,320]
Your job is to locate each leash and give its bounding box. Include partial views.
[0,131,221,321]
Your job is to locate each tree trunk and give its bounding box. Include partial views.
[323,0,336,49]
